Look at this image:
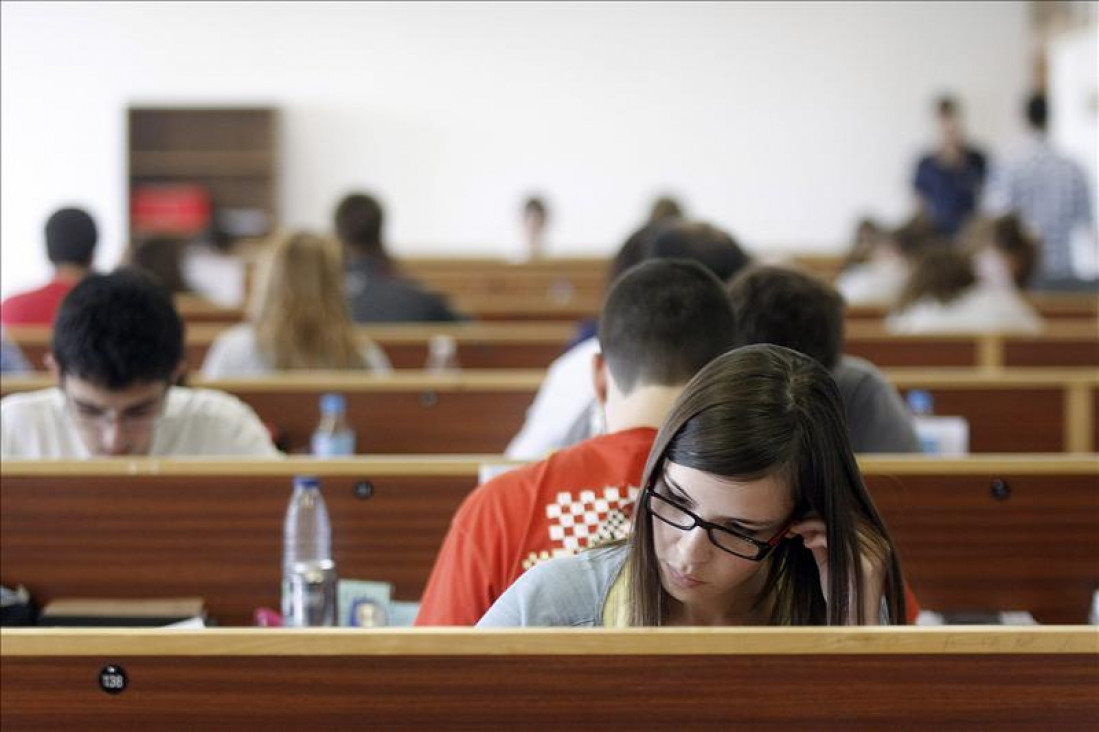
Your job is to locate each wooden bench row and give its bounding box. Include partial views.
[2,456,1096,626]
[4,369,1097,454]
[3,627,1095,729]
[7,321,1098,372]
[398,255,1099,319]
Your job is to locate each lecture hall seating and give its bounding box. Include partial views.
[3,369,1096,453]
[7,322,1097,373]
[2,456,1095,626]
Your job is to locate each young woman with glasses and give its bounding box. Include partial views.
[478,344,908,627]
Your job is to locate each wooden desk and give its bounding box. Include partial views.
[9,321,1097,373]
[2,627,1095,729]
[2,457,1096,625]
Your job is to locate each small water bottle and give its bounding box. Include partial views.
[906,389,934,416]
[282,476,337,627]
[311,393,356,457]
[425,335,460,374]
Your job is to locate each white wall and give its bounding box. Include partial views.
[1,1,1034,298]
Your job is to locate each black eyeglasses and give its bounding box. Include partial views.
[643,487,791,561]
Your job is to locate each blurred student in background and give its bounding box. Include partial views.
[912,95,988,238]
[518,195,549,262]
[203,232,390,378]
[127,238,194,295]
[1,270,279,458]
[960,213,1040,291]
[886,245,1043,334]
[835,213,942,308]
[1,207,98,326]
[983,93,1096,286]
[334,192,466,323]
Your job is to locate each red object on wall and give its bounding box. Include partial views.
[131,184,211,236]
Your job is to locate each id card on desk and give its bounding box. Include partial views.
[337,580,392,627]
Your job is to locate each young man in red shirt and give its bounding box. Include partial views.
[1,208,98,326]
[416,258,739,625]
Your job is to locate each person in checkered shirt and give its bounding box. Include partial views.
[983,93,1095,284]
[416,256,739,626]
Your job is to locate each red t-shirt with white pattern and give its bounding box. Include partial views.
[416,427,656,626]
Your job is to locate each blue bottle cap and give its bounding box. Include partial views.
[906,389,934,415]
[293,475,321,490]
[320,393,346,415]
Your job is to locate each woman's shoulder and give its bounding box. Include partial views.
[477,544,628,628]
[202,324,267,377]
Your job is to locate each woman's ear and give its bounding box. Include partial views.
[44,352,59,378]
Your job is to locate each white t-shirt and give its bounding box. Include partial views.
[1,386,281,458]
[505,336,601,460]
[835,257,910,307]
[885,283,1044,335]
[201,323,392,378]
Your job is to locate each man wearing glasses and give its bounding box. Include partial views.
[1,269,279,458]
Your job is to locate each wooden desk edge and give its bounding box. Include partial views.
[2,627,1096,656]
[1,454,1096,477]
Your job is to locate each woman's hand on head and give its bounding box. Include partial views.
[786,517,888,625]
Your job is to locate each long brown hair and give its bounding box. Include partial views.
[895,246,976,311]
[251,232,367,370]
[626,344,907,626]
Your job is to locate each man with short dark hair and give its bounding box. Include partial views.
[416,259,738,625]
[983,93,1095,283]
[334,192,465,323]
[727,264,920,453]
[913,95,988,237]
[506,220,751,459]
[1,270,279,458]
[1,207,99,326]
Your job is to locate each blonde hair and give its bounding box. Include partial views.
[250,232,366,370]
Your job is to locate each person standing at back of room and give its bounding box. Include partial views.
[913,96,988,238]
[334,192,466,323]
[983,93,1096,286]
[1,207,99,327]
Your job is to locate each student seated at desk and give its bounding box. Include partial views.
[728,265,920,453]
[886,245,1043,334]
[416,259,739,625]
[479,345,909,627]
[1,270,279,458]
[202,232,390,377]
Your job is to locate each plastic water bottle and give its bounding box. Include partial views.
[425,334,460,374]
[907,389,940,454]
[311,393,355,457]
[281,476,337,627]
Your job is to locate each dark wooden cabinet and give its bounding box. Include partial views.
[127,107,278,246]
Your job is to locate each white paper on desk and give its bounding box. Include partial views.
[159,616,207,629]
[913,415,969,455]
